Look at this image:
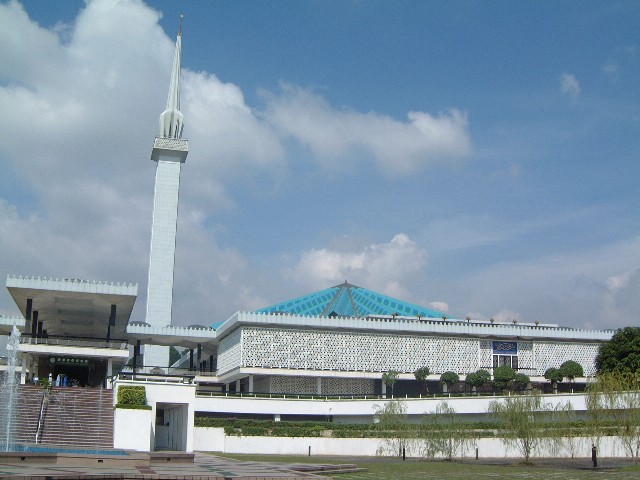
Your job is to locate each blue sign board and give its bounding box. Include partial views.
[492,341,517,355]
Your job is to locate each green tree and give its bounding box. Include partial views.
[493,365,516,392]
[466,369,491,394]
[414,366,430,394]
[382,370,400,397]
[595,327,640,374]
[374,400,415,457]
[513,373,530,393]
[488,392,550,463]
[544,367,563,393]
[440,371,460,393]
[559,360,583,382]
[587,371,640,465]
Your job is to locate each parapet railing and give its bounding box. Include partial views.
[194,390,583,401]
[237,364,540,377]
[19,336,128,350]
[119,365,217,377]
[116,372,195,384]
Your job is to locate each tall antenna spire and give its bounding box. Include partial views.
[159,17,184,139]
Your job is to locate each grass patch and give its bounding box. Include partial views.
[210,453,638,479]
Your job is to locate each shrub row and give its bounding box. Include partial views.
[194,416,628,439]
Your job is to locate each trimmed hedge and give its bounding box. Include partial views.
[117,385,147,406]
[193,416,629,439]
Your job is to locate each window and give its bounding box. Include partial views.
[493,354,519,370]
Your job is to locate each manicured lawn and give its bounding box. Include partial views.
[215,453,640,479]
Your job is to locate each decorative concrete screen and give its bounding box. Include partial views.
[270,376,317,395]
[217,328,242,375]
[323,377,375,395]
[218,324,602,379]
[240,327,480,374]
[268,376,375,395]
[534,341,600,376]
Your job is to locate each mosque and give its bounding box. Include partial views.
[0,28,614,452]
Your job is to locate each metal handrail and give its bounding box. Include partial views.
[34,390,49,444]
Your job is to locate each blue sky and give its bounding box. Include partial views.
[0,0,638,330]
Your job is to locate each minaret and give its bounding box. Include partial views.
[144,26,189,368]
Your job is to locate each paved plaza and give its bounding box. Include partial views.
[0,452,361,479]
[3,454,639,480]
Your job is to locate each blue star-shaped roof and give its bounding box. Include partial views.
[254,282,444,318]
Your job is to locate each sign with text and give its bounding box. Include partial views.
[492,341,517,355]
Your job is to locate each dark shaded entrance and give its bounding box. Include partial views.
[44,357,107,387]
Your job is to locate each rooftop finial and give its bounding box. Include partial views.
[158,20,184,139]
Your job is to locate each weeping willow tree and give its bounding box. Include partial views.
[587,371,640,465]
[373,400,416,457]
[488,392,551,463]
[418,401,473,460]
[550,400,580,459]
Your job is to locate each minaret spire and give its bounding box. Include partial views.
[159,19,184,139]
[145,18,189,367]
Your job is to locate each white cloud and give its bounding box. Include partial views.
[492,308,521,324]
[290,234,429,301]
[429,301,449,313]
[560,73,581,102]
[455,237,640,329]
[264,84,471,176]
[0,0,278,322]
[603,60,619,83]
[605,270,631,291]
[602,267,640,324]
[2,0,464,323]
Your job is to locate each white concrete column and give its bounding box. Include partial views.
[316,377,322,395]
[106,358,113,389]
[20,355,28,384]
[381,382,387,396]
[248,374,254,393]
[235,379,241,393]
[33,355,39,381]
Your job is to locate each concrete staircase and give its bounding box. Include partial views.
[14,385,114,449]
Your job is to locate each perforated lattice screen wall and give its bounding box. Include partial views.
[231,327,600,378]
[518,341,534,372]
[217,328,242,375]
[479,340,493,368]
[266,376,376,395]
[240,327,480,374]
[534,342,599,376]
[322,377,375,395]
[270,376,317,395]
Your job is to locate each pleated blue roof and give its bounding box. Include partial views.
[255,282,444,319]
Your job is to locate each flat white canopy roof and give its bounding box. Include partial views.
[6,275,137,339]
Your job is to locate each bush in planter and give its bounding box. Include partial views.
[115,385,152,410]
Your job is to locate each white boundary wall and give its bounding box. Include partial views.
[194,427,630,459]
[114,408,153,451]
[194,393,588,419]
[113,379,196,452]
